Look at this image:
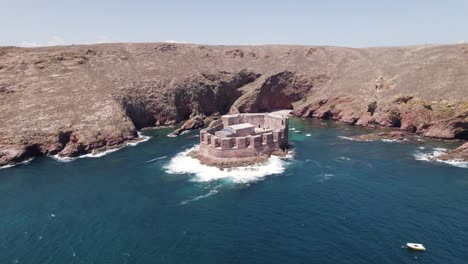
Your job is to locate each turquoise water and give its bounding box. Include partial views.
[0,118,467,264]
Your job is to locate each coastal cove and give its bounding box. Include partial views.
[0,118,467,263]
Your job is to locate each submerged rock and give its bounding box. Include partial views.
[351,131,407,141]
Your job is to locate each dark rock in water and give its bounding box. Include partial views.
[351,131,407,141]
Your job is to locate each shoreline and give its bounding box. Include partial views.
[1,116,467,169]
[1,132,151,168]
[51,132,151,163]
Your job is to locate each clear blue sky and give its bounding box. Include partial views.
[1,0,467,47]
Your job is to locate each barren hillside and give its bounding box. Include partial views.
[1,43,467,166]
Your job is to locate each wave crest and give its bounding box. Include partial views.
[0,158,34,170]
[52,132,151,162]
[414,148,468,168]
[164,145,290,183]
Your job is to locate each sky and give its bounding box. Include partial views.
[1,0,467,48]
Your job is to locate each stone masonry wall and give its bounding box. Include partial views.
[199,113,288,160]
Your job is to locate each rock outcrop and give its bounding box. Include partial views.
[350,131,408,141]
[1,43,468,166]
[438,142,468,162]
[172,115,206,136]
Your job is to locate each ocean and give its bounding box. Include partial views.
[0,118,467,264]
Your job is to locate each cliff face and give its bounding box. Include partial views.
[1,43,468,166]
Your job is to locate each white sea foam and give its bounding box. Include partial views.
[338,136,354,141]
[337,156,351,161]
[293,130,301,133]
[305,133,311,137]
[167,133,177,137]
[52,147,124,162]
[179,188,219,205]
[0,158,34,170]
[126,132,151,146]
[289,128,296,131]
[52,133,151,162]
[0,164,15,170]
[414,148,446,161]
[414,148,468,168]
[439,159,468,168]
[316,173,335,183]
[338,136,367,141]
[381,139,403,143]
[338,136,403,143]
[164,145,290,183]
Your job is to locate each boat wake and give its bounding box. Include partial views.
[414,148,468,168]
[164,145,291,183]
[52,132,151,162]
[179,187,220,205]
[146,156,168,163]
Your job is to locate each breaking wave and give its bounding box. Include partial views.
[52,132,151,162]
[164,145,291,183]
[127,132,151,146]
[414,148,468,169]
[0,158,34,170]
[337,156,351,161]
[381,139,404,143]
[338,136,367,141]
[339,136,404,143]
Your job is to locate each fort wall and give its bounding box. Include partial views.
[198,113,289,163]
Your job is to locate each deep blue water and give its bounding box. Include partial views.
[0,118,467,264]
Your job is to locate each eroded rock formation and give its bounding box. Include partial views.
[1,43,468,166]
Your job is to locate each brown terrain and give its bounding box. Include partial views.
[1,43,468,166]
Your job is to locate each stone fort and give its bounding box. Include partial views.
[197,113,289,166]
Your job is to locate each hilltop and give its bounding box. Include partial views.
[1,43,467,166]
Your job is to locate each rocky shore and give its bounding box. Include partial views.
[1,43,467,166]
[437,142,468,162]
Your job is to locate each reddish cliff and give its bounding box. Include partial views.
[1,43,467,166]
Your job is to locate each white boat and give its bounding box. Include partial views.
[406,243,426,251]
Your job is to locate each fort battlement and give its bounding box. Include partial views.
[196,113,289,166]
